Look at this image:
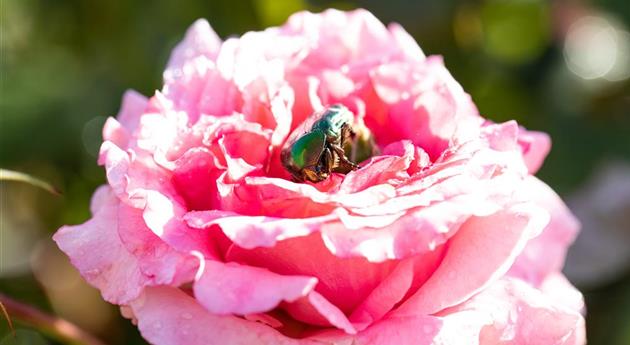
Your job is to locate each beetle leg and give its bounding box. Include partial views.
[331,144,358,173]
[303,168,324,182]
[322,147,335,175]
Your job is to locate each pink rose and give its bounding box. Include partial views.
[54,9,585,344]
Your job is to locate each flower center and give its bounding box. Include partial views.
[345,118,378,164]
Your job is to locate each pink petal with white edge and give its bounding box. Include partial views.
[397,203,550,315]
[313,276,584,345]
[184,210,337,249]
[171,147,222,211]
[103,117,129,149]
[517,128,551,174]
[193,258,317,315]
[436,277,585,345]
[539,273,585,314]
[55,186,200,304]
[226,233,398,315]
[118,90,148,132]
[286,290,357,334]
[387,22,425,61]
[354,312,488,345]
[142,190,218,258]
[166,19,222,72]
[53,187,145,304]
[103,90,148,148]
[349,248,445,330]
[308,312,484,345]
[117,202,198,287]
[509,176,580,286]
[98,141,216,257]
[129,286,315,345]
[98,141,181,210]
[368,56,482,159]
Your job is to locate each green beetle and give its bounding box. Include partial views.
[281,104,360,183]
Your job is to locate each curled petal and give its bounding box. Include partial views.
[226,234,398,316]
[54,187,195,304]
[436,277,585,345]
[349,248,445,330]
[286,291,357,334]
[185,210,337,249]
[166,19,221,72]
[103,90,148,148]
[129,286,310,345]
[54,187,144,303]
[518,128,551,174]
[397,203,549,315]
[509,176,580,286]
[193,258,317,315]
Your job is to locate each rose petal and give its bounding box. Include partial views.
[54,187,144,303]
[509,176,580,286]
[397,203,549,315]
[193,258,317,315]
[388,22,425,61]
[142,190,217,258]
[171,148,222,211]
[103,90,148,148]
[185,210,337,249]
[307,313,482,345]
[349,248,445,330]
[517,128,551,174]
[129,286,309,345]
[166,19,221,71]
[368,57,482,159]
[435,277,585,345]
[103,117,129,149]
[286,291,357,334]
[118,202,198,287]
[54,187,193,304]
[225,233,397,315]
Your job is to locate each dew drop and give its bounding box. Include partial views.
[180,326,190,336]
[86,269,101,277]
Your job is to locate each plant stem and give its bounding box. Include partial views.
[0,293,106,345]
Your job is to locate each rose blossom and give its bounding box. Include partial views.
[54,9,585,344]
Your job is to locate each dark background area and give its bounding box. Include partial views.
[1,0,629,344]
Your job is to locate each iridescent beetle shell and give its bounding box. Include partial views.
[281,105,360,183]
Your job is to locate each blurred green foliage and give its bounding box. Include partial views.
[1,0,629,344]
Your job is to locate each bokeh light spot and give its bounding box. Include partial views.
[564,16,630,82]
[481,0,551,64]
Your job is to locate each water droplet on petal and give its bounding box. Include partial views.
[86,268,101,277]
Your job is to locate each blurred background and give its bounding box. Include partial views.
[1,0,629,344]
